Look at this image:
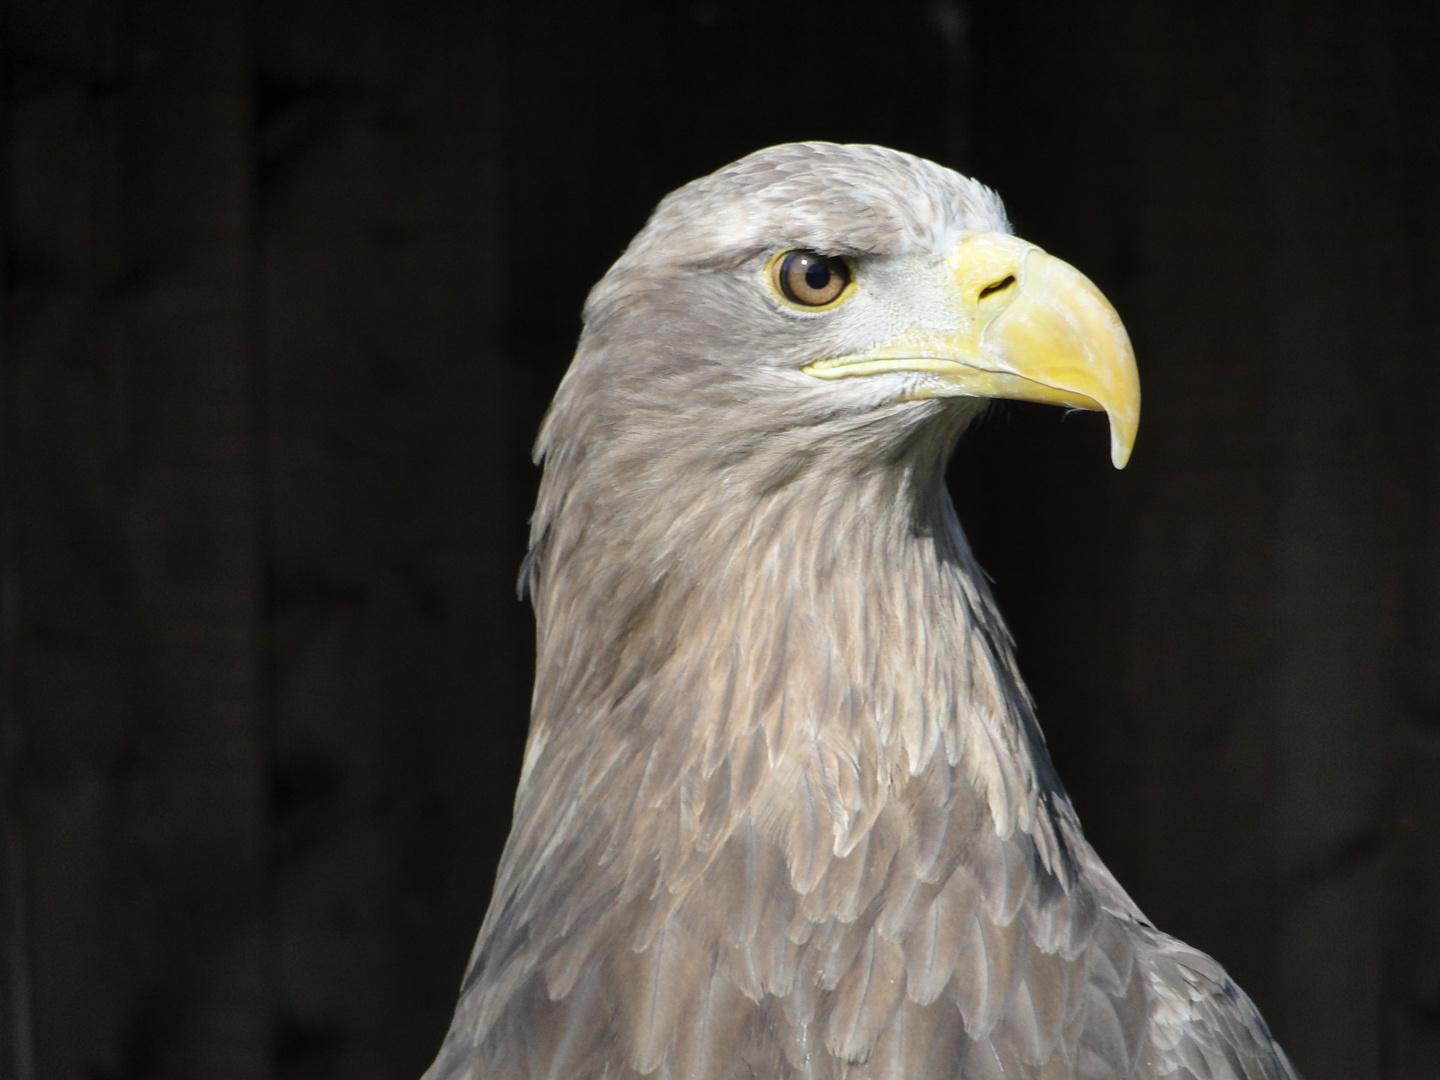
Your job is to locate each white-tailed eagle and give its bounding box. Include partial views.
[423,143,1299,1080]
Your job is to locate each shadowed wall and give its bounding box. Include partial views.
[1,2,1436,1079]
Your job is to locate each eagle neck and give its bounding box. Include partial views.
[526,406,1065,859]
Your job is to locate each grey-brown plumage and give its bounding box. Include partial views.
[423,144,1299,1080]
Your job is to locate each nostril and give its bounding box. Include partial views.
[978,275,1016,301]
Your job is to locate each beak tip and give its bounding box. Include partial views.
[1109,422,1137,469]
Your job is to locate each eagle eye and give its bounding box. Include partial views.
[771,250,853,308]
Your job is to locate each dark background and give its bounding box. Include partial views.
[2,1,1437,1079]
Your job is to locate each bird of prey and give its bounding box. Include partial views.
[424,144,1299,1080]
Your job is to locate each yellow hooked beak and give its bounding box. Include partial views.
[802,232,1140,468]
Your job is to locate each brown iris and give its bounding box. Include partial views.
[773,250,851,307]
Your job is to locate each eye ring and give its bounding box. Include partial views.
[768,249,855,309]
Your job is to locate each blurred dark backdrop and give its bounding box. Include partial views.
[2,1,1438,1079]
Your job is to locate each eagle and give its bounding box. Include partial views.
[424,144,1299,1080]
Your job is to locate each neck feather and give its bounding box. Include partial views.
[523,397,1064,859]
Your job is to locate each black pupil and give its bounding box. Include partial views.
[804,260,831,291]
